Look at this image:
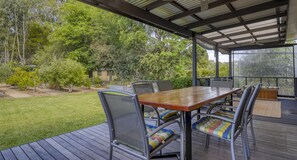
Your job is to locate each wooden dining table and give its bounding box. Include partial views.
[138,86,241,160]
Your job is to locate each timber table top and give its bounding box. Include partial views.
[138,86,241,112]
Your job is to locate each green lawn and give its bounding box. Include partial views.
[0,92,105,150]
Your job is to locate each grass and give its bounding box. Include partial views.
[0,92,105,150]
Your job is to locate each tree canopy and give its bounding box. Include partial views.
[0,0,229,82]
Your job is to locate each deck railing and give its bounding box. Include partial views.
[197,76,295,97]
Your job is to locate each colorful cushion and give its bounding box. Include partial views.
[192,117,232,140]
[214,109,235,119]
[144,110,178,120]
[146,124,174,151]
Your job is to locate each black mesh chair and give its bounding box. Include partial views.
[98,90,181,160]
[155,80,174,92]
[131,81,179,125]
[192,86,253,160]
[209,79,234,105]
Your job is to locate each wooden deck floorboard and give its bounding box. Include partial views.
[1,119,297,160]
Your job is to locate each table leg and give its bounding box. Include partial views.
[196,109,200,120]
[181,111,192,160]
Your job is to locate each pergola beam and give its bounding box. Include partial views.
[168,0,236,21]
[184,0,288,29]
[201,12,287,35]
[226,36,286,48]
[219,31,286,44]
[209,23,286,40]
[230,41,295,50]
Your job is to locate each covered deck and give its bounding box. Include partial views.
[1,0,297,160]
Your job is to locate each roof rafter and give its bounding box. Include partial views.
[219,31,286,44]
[184,0,288,29]
[200,12,287,35]
[167,0,236,21]
[230,41,292,50]
[209,23,286,40]
[226,36,286,48]
[225,3,257,41]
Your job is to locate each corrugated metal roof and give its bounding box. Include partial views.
[253,28,278,35]
[124,0,156,8]
[230,33,252,39]
[220,26,247,35]
[231,0,272,10]
[196,5,230,19]
[172,16,197,26]
[191,26,211,33]
[222,42,235,46]
[241,9,276,21]
[211,18,239,28]
[150,3,180,19]
[257,34,279,40]
[214,38,230,42]
[247,19,277,29]
[203,31,222,38]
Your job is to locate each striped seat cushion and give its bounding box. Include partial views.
[214,109,235,119]
[192,117,232,140]
[146,124,174,151]
[144,110,178,121]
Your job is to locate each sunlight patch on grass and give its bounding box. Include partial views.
[0,92,105,150]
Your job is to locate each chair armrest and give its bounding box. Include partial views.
[146,119,181,137]
[191,113,234,123]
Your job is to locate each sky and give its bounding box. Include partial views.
[206,50,229,62]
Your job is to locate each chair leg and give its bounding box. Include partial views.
[250,120,256,145]
[241,134,248,160]
[109,144,113,160]
[231,140,236,160]
[204,135,210,148]
[244,127,250,158]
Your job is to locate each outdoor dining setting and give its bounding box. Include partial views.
[1,0,297,160]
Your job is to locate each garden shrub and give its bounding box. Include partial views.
[6,68,40,90]
[39,59,87,92]
[0,64,13,83]
[170,77,192,89]
[83,77,92,89]
[93,77,101,87]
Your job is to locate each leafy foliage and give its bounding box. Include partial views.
[170,77,192,89]
[39,59,87,92]
[0,64,13,83]
[6,67,40,90]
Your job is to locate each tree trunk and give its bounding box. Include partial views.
[21,13,26,65]
[68,84,73,93]
[15,9,21,63]
[11,35,16,62]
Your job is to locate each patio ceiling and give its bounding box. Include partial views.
[79,0,296,52]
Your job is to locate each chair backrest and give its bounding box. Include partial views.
[246,83,262,116]
[98,90,149,156]
[232,86,253,131]
[210,79,233,88]
[156,80,173,92]
[131,81,155,95]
